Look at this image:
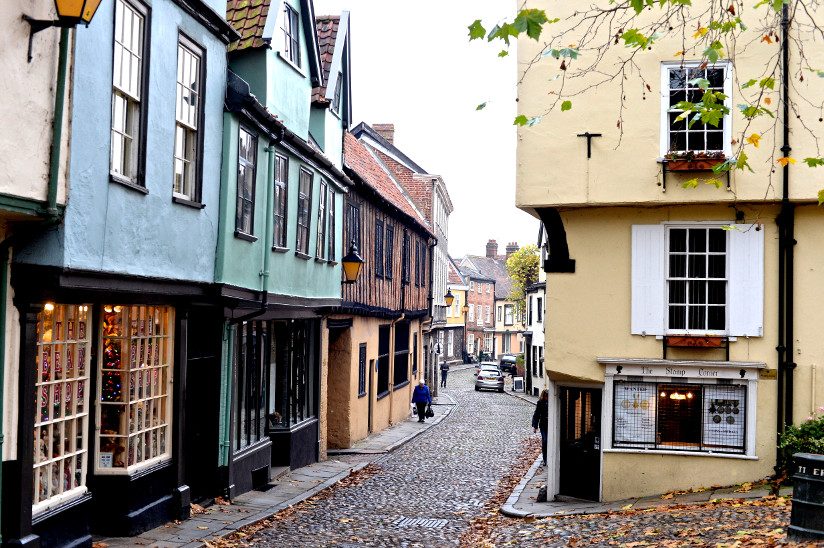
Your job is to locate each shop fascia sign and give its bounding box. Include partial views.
[597,359,764,381]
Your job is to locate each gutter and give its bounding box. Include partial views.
[776,2,796,465]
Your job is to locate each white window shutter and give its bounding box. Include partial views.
[631,225,665,335]
[728,224,764,337]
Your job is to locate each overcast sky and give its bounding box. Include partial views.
[312,0,539,258]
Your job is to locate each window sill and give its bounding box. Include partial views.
[393,379,410,390]
[376,390,390,401]
[272,246,290,253]
[278,51,307,78]
[327,261,338,266]
[110,173,148,194]
[315,257,328,264]
[234,230,258,242]
[358,391,367,398]
[604,448,757,460]
[172,195,205,209]
[295,251,312,260]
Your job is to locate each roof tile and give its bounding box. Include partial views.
[226,0,272,52]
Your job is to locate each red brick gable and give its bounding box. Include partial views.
[371,150,434,225]
[343,133,432,237]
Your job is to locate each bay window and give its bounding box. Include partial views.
[96,305,174,473]
[34,304,91,513]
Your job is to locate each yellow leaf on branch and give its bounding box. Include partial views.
[693,27,708,38]
[746,133,762,148]
[776,157,797,167]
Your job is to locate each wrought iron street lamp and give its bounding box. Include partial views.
[341,241,364,283]
[444,289,455,307]
[23,0,103,62]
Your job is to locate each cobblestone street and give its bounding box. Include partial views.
[252,367,536,547]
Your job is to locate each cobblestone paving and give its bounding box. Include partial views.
[253,368,536,547]
[487,501,794,546]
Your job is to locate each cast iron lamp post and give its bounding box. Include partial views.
[24,0,103,62]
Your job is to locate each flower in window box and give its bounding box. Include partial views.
[666,150,726,171]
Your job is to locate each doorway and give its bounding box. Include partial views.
[558,387,602,501]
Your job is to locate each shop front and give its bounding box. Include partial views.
[224,316,321,499]
[3,289,199,547]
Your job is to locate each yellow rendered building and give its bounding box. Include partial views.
[516,0,824,501]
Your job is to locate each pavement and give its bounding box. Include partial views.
[95,364,792,547]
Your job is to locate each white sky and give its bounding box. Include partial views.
[312,0,540,258]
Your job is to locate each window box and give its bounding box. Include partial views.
[665,157,726,171]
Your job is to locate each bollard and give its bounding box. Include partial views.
[789,453,824,541]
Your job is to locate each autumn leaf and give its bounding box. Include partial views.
[764,97,772,105]
[746,133,762,148]
[776,157,797,166]
[762,35,774,44]
[693,27,709,38]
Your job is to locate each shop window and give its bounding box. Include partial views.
[393,322,410,387]
[268,320,315,429]
[34,304,92,514]
[612,381,746,454]
[173,36,204,203]
[377,325,390,397]
[233,321,268,451]
[96,305,174,474]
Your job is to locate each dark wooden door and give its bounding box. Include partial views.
[559,387,602,501]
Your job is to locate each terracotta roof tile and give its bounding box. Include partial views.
[343,132,432,237]
[464,256,512,297]
[312,16,340,103]
[226,0,271,52]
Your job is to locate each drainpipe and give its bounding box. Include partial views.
[776,2,795,459]
[47,28,71,216]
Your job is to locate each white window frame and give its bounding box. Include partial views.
[467,333,474,353]
[660,60,732,158]
[476,306,483,326]
[235,126,257,235]
[447,330,454,356]
[281,3,301,68]
[110,0,148,186]
[316,180,327,259]
[173,36,204,202]
[33,304,92,515]
[486,283,490,293]
[94,305,174,475]
[631,222,763,337]
[468,304,474,322]
[485,305,490,323]
[469,281,474,291]
[504,304,514,326]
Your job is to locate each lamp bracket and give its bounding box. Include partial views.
[22,14,81,63]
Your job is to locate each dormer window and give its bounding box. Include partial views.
[282,3,301,68]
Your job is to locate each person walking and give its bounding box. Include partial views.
[411,378,432,423]
[532,389,549,466]
[440,361,449,388]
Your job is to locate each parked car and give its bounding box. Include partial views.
[475,360,497,376]
[475,364,505,392]
[499,354,518,374]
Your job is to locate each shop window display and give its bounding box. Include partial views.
[33,304,91,513]
[96,305,173,473]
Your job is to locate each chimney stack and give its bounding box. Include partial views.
[505,242,519,260]
[486,239,498,259]
[373,123,395,144]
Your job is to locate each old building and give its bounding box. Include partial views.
[325,130,432,449]
[515,0,819,502]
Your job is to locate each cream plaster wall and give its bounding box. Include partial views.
[0,1,70,205]
[545,205,787,499]
[326,316,421,449]
[516,0,824,209]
